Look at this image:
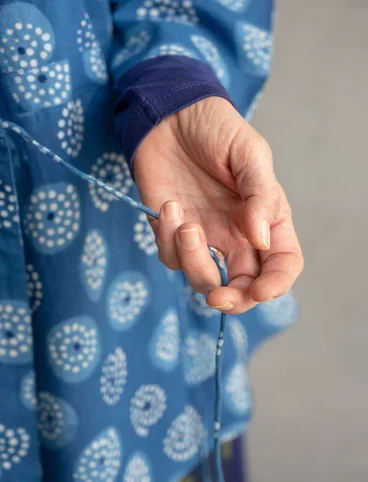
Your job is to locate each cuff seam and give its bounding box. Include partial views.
[124,81,225,131]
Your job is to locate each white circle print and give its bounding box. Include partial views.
[163,406,204,462]
[100,347,128,406]
[228,318,248,361]
[224,363,252,415]
[112,26,152,69]
[26,264,43,314]
[213,0,249,12]
[107,272,150,331]
[0,179,19,230]
[235,22,273,76]
[136,0,199,25]
[190,35,230,88]
[123,452,153,482]
[148,309,180,372]
[89,153,133,212]
[258,291,299,327]
[37,392,79,450]
[73,427,122,482]
[24,183,81,254]
[130,385,167,437]
[133,212,157,255]
[0,424,30,472]
[145,43,198,61]
[184,284,218,318]
[8,61,72,111]
[0,300,33,364]
[77,13,108,84]
[57,99,84,158]
[20,371,36,410]
[80,230,108,302]
[183,331,216,385]
[0,2,55,73]
[47,316,101,383]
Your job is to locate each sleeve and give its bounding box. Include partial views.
[109,0,275,176]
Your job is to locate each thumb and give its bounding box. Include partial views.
[230,123,281,251]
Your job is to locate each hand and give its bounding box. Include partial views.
[134,97,303,314]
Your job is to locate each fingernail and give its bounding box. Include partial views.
[212,302,234,312]
[261,220,270,249]
[179,228,199,250]
[264,297,274,302]
[164,202,180,221]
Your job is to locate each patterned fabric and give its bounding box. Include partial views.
[0,1,299,481]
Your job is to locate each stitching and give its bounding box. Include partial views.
[122,82,218,131]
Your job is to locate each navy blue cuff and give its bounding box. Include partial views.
[113,55,234,179]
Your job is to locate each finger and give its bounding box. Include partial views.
[206,247,260,314]
[250,200,304,302]
[230,124,281,251]
[156,201,185,270]
[175,222,221,294]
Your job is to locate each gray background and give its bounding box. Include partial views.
[248,0,368,480]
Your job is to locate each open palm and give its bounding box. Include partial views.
[134,97,303,314]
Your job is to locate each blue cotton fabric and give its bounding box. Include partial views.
[0,1,299,481]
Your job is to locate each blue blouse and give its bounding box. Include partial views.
[0,1,298,481]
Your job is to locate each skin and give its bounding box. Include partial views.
[134,97,304,314]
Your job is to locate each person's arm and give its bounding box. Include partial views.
[109,0,274,177]
[108,0,303,316]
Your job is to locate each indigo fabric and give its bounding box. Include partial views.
[0,1,298,481]
[113,55,233,177]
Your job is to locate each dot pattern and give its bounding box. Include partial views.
[0,179,19,230]
[100,347,128,406]
[149,309,180,372]
[26,264,43,314]
[47,316,101,383]
[183,331,216,385]
[89,153,133,212]
[24,183,81,254]
[163,406,204,462]
[80,230,108,302]
[123,452,152,482]
[137,0,199,25]
[0,425,30,472]
[73,427,122,482]
[228,318,248,360]
[190,35,230,88]
[7,61,72,110]
[112,27,151,69]
[107,272,150,331]
[37,392,79,449]
[130,385,167,437]
[236,23,273,76]
[57,99,84,158]
[258,292,298,327]
[20,371,36,410]
[224,363,251,415]
[214,0,249,12]
[184,284,218,317]
[0,301,33,364]
[77,13,108,84]
[133,212,157,255]
[145,43,197,60]
[0,3,55,73]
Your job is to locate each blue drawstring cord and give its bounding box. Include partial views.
[0,119,228,482]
